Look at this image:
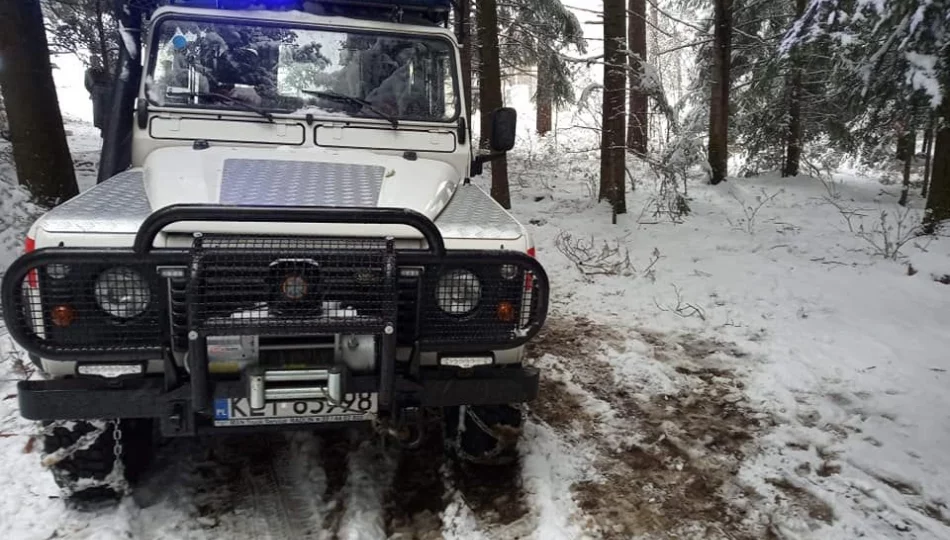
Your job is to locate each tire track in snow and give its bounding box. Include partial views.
[238,433,328,540]
[336,437,395,539]
[382,421,536,539]
[136,433,333,539]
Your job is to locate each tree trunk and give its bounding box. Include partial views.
[536,55,553,135]
[600,0,627,216]
[897,129,917,162]
[708,0,733,185]
[783,0,806,177]
[476,0,510,209]
[455,0,473,123]
[94,0,111,78]
[0,0,79,207]
[627,0,648,155]
[899,127,915,206]
[925,123,950,231]
[922,117,935,198]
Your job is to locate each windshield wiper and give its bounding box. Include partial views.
[167,89,275,123]
[302,89,398,128]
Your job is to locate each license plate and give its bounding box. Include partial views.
[213,393,377,427]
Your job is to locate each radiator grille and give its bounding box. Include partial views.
[188,236,397,336]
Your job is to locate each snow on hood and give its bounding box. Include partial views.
[142,145,459,222]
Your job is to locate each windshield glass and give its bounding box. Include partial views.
[146,17,459,123]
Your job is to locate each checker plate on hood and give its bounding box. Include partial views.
[220,159,385,207]
[39,170,150,234]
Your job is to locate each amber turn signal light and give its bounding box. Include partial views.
[497,301,516,322]
[50,305,76,327]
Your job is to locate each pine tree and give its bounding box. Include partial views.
[477,0,511,209]
[784,0,950,227]
[43,0,119,78]
[0,0,79,207]
[782,0,807,176]
[496,0,586,136]
[928,115,950,230]
[922,116,935,197]
[708,0,733,185]
[899,125,915,206]
[627,0,648,154]
[454,0,474,122]
[601,0,627,216]
[535,53,554,134]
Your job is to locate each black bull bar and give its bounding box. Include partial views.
[2,205,548,431]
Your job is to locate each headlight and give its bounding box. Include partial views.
[500,264,518,280]
[94,267,151,319]
[436,269,482,315]
[46,264,70,279]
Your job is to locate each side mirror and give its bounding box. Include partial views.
[490,107,517,152]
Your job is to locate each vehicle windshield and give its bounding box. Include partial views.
[146,17,459,123]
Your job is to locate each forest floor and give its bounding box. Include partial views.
[1,119,949,539]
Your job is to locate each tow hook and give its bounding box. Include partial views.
[376,407,426,450]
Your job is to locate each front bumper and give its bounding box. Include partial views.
[3,205,548,433]
[17,366,540,435]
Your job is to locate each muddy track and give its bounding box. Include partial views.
[384,420,532,539]
[385,424,446,538]
[135,433,340,539]
[119,313,793,539]
[239,435,327,539]
[526,314,775,539]
[128,421,535,540]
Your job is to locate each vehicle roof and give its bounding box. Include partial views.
[149,5,458,40]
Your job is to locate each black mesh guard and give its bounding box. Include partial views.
[417,257,545,351]
[187,236,397,336]
[4,258,163,360]
[1,243,548,360]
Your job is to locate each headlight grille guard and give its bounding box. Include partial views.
[1,205,549,361]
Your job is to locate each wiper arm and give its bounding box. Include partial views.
[167,89,275,122]
[302,89,398,128]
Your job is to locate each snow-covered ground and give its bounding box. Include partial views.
[1,111,949,539]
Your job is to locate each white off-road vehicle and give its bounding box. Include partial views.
[2,0,547,499]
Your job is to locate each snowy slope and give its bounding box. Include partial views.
[1,117,949,539]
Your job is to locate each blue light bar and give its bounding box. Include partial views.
[166,0,301,8]
[166,0,451,10]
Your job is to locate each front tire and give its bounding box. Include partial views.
[41,419,153,502]
[443,404,524,465]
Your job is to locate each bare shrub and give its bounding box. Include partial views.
[653,285,706,321]
[856,207,925,260]
[553,232,664,283]
[1,337,34,380]
[555,231,633,280]
[728,188,784,234]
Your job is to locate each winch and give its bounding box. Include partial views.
[198,334,378,375]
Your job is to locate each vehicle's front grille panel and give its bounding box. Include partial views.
[8,261,163,358]
[169,278,188,351]
[396,269,423,344]
[418,261,545,349]
[189,236,396,336]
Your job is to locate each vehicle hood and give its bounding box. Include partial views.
[142,145,459,222]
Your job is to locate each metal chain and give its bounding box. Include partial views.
[39,420,108,468]
[38,419,130,496]
[452,405,524,464]
[112,419,124,460]
[108,418,130,496]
